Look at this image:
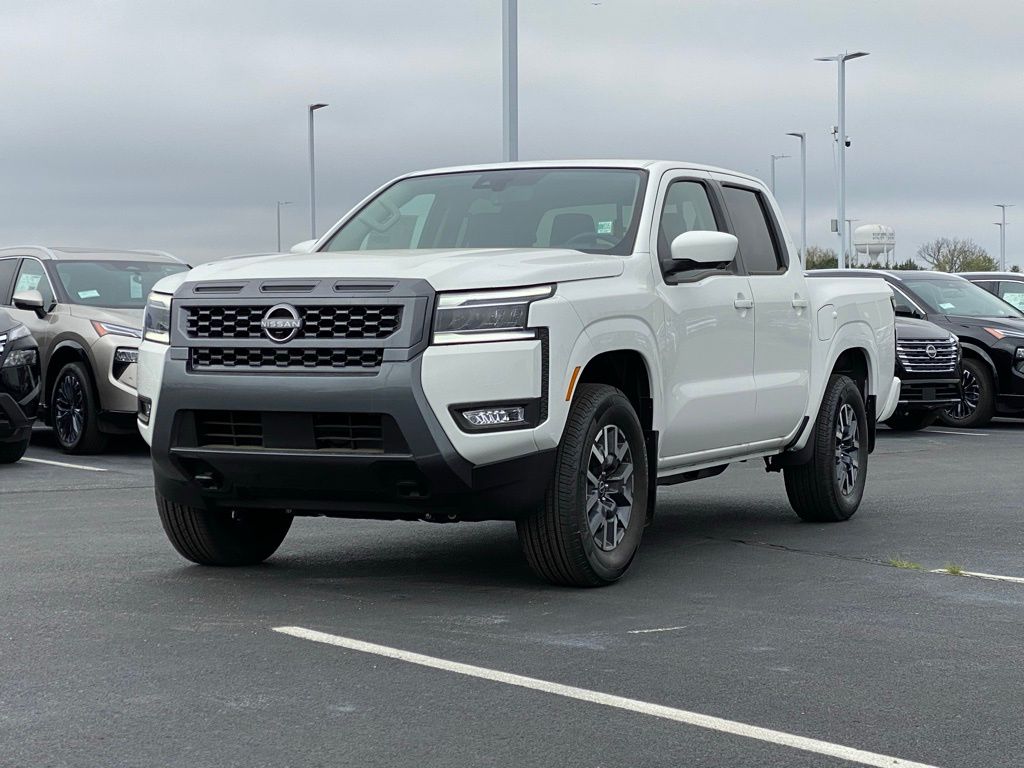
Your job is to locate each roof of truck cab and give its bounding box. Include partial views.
[400,159,762,185]
[0,246,183,263]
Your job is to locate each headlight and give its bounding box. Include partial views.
[91,320,143,339]
[984,327,1024,340]
[1,348,37,369]
[432,285,554,345]
[143,292,173,344]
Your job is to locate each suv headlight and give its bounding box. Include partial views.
[432,285,554,345]
[143,291,173,344]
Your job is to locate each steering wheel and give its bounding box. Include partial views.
[561,231,619,249]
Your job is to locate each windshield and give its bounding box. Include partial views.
[903,276,1024,319]
[53,261,188,309]
[323,168,647,256]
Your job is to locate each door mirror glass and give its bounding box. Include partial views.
[290,239,317,254]
[669,231,738,266]
[13,289,46,316]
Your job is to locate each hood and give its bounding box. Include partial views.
[172,248,626,292]
[896,316,955,341]
[69,305,143,329]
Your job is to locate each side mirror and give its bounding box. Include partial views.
[670,231,738,266]
[13,289,46,318]
[289,239,317,254]
[894,307,922,319]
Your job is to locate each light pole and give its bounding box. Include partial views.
[786,132,806,260]
[995,204,1014,270]
[308,102,328,239]
[276,201,292,252]
[502,0,518,161]
[816,51,869,269]
[769,154,790,195]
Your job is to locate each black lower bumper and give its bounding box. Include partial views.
[0,393,32,444]
[151,355,555,521]
[897,378,961,410]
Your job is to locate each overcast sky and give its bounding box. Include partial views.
[2,0,1022,265]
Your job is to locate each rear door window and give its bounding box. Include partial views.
[722,186,785,274]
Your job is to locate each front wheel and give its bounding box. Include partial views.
[939,358,995,428]
[51,362,108,454]
[784,374,868,522]
[516,383,649,587]
[884,410,936,432]
[0,435,31,464]
[156,491,292,566]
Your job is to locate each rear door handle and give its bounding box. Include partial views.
[734,296,754,310]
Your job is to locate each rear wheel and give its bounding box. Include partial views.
[884,410,936,432]
[517,383,648,587]
[939,358,994,428]
[0,435,30,464]
[51,362,107,454]
[784,374,867,522]
[156,491,292,566]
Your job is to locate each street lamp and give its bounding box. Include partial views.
[995,204,1014,271]
[308,102,329,239]
[786,132,806,260]
[769,154,790,195]
[276,201,293,252]
[502,0,518,161]
[816,51,870,269]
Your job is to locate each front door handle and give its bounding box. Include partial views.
[792,295,809,309]
[734,296,754,310]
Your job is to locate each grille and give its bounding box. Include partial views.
[190,411,397,453]
[900,382,961,403]
[195,411,263,447]
[185,305,402,340]
[190,347,383,371]
[896,339,958,374]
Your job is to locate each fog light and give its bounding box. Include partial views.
[114,348,139,364]
[137,396,152,425]
[461,406,527,428]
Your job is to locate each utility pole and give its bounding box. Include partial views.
[502,0,518,161]
[786,132,807,260]
[770,154,790,195]
[817,51,869,269]
[308,103,328,239]
[276,201,292,252]
[995,204,1014,271]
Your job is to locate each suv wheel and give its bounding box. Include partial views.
[156,491,293,566]
[0,435,31,464]
[784,374,867,522]
[939,358,995,428]
[51,362,108,454]
[516,383,649,587]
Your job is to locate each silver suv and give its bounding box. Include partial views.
[0,247,188,453]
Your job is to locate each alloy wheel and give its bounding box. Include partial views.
[585,424,635,551]
[834,402,860,496]
[948,367,980,420]
[54,373,85,447]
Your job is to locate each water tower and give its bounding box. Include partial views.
[853,224,896,266]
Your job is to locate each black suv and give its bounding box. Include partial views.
[885,316,962,430]
[0,308,41,462]
[814,270,1024,428]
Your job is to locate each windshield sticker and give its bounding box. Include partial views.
[939,302,955,310]
[78,289,100,299]
[130,274,143,299]
[597,220,613,234]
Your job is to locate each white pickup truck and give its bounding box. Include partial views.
[137,160,898,586]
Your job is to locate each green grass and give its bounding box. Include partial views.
[943,563,965,576]
[887,557,924,570]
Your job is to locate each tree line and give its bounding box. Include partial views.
[804,237,1020,273]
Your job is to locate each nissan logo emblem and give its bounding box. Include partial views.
[260,304,302,343]
[925,344,937,358]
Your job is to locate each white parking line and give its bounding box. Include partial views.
[273,626,942,768]
[21,456,108,472]
[927,429,990,437]
[627,625,689,634]
[930,569,1024,584]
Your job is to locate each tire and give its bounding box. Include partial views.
[516,383,649,587]
[156,490,292,566]
[939,358,995,429]
[0,435,30,464]
[50,361,108,454]
[784,374,868,522]
[884,410,936,432]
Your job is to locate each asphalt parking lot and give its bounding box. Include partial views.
[2,424,1023,768]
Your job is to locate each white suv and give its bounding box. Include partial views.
[137,161,898,586]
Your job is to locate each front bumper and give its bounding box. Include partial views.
[0,393,33,443]
[146,351,555,520]
[896,377,961,409]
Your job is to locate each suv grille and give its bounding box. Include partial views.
[185,305,402,340]
[896,339,958,374]
[191,411,402,453]
[190,347,383,371]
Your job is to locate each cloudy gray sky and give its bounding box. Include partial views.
[2,0,1022,265]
